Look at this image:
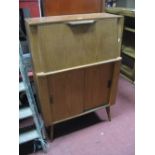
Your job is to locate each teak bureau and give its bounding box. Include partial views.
[25,13,123,138]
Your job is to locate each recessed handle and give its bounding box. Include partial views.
[67,20,96,26]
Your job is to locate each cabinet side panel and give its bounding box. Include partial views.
[25,23,53,126]
[25,25,43,73]
[36,77,53,126]
[117,17,124,54]
[109,60,121,105]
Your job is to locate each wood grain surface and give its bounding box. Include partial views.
[26,15,122,73]
[43,0,104,16]
[47,69,85,122]
[84,63,113,110]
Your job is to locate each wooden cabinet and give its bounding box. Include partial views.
[42,0,105,16]
[26,13,123,135]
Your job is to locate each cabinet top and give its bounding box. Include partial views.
[25,13,122,26]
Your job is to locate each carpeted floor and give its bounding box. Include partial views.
[30,75,135,155]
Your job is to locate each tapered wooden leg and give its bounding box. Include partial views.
[46,125,54,141]
[105,106,111,121]
[49,125,54,141]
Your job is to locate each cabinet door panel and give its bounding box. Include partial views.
[38,18,118,72]
[47,69,84,122]
[84,63,114,110]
